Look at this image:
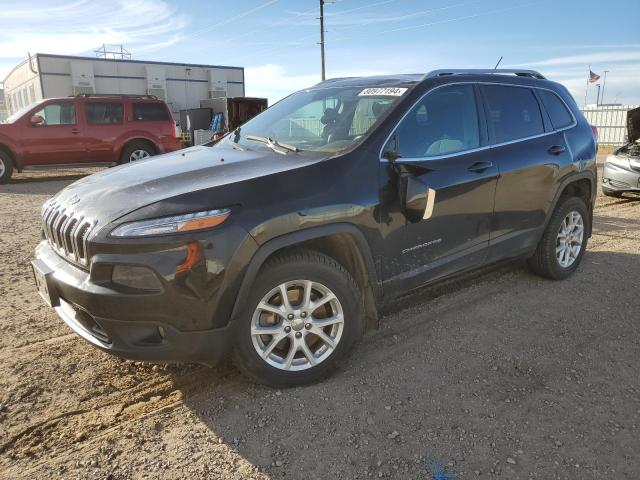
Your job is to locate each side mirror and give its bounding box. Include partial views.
[398,173,429,223]
[30,115,44,126]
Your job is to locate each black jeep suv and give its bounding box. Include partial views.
[32,69,597,387]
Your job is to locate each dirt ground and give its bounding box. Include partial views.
[1,158,639,480]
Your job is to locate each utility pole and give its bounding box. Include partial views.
[319,0,326,81]
[600,70,609,106]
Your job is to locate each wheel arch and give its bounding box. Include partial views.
[119,137,159,162]
[230,224,382,330]
[548,171,596,236]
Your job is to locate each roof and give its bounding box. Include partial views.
[310,69,549,90]
[35,53,244,71]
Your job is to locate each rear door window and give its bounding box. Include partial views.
[537,90,574,130]
[85,103,124,125]
[482,85,544,144]
[394,84,480,158]
[133,103,170,121]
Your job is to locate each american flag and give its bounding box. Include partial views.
[588,70,601,83]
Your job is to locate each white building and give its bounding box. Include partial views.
[0,88,7,121]
[2,53,245,119]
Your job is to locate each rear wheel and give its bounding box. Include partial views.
[120,142,156,164]
[233,250,364,388]
[602,187,623,198]
[0,150,14,184]
[527,196,589,280]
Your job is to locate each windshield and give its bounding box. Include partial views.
[227,86,407,152]
[4,100,44,124]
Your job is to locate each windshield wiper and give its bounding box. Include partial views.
[246,135,299,154]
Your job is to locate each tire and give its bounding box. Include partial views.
[0,150,14,184]
[120,142,156,164]
[527,196,590,280]
[233,249,365,388]
[602,187,623,198]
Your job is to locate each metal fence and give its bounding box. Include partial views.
[580,105,638,146]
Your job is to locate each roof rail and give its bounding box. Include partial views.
[424,69,546,80]
[70,93,159,100]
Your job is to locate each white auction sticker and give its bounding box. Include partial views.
[358,87,408,97]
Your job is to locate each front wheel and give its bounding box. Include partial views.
[0,150,14,184]
[233,250,364,388]
[527,196,590,280]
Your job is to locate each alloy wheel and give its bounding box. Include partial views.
[129,149,151,162]
[251,280,344,371]
[0,158,5,177]
[556,210,584,268]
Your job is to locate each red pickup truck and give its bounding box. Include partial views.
[0,95,182,183]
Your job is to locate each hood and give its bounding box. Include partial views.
[49,143,328,225]
[628,107,640,144]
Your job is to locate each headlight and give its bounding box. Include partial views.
[110,209,230,238]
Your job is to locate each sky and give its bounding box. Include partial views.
[0,0,638,106]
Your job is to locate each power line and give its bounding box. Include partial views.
[141,0,280,53]
[326,0,546,43]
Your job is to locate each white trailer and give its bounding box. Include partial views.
[2,54,245,121]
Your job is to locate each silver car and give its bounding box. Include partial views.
[602,107,640,197]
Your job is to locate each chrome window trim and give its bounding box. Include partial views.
[379,81,578,163]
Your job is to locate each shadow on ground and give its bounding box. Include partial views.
[170,249,640,479]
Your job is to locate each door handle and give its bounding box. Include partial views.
[71,128,80,134]
[467,161,493,173]
[548,145,566,155]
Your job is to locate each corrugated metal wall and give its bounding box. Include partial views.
[581,105,639,145]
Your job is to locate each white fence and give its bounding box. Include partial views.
[581,105,638,146]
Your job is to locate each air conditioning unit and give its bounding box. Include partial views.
[70,62,95,95]
[146,66,166,100]
[208,69,227,99]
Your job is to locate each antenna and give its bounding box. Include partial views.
[494,56,503,69]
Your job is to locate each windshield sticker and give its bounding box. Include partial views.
[358,87,408,97]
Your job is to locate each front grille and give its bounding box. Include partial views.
[42,201,97,267]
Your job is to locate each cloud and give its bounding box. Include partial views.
[244,64,396,103]
[0,0,187,78]
[511,51,640,67]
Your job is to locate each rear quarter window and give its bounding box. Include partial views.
[482,85,544,144]
[132,103,170,121]
[538,90,574,130]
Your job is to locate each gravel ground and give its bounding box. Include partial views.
[1,158,639,480]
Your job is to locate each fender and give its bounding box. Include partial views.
[229,223,382,325]
[545,169,597,236]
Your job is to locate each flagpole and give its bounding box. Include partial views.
[584,65,590,107]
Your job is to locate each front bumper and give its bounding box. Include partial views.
[602,156,640,192]
[32,241,234,366]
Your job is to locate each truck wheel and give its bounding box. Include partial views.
[233,249,365,388]
[0,151,14,184]
[527,196,589,280]
[602,187,623,198]
[120,142,155,164]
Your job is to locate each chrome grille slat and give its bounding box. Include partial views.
[70,215,85,262]
[41,201,96,267]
